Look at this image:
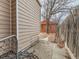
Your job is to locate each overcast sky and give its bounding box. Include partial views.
[60,0,79,24]
[41,0,79,23]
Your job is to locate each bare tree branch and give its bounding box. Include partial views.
[42,0,75,33]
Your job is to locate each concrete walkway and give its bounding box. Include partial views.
[0,37,71,59]
[30,37,71,59]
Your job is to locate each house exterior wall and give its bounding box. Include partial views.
[0,0,16,55]
[0,0,11,55]
[41,20,57,33]
[41,24,46,32]
[0,0,40,55]
[50,24,56,33]
[11,0,17,53]
[11,0,16,35]
[17,0,40,52]
[0,0,10,39]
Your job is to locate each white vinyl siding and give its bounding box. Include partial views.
[0,0,16,55]
[0,0,10,39]
[17,0,40,52]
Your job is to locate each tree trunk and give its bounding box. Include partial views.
[46,19,50,33]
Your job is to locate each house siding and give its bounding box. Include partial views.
[17,0,40,52]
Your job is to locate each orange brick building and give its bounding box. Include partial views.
[41,20,57,33]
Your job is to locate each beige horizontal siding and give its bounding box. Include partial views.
[0,0,16,55]
[17,0,40,52]
[0,0,10,39]
[0,0,10,55]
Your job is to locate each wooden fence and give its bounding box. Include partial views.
[61,15,79,59]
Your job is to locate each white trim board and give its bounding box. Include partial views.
[65,43,76,59]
